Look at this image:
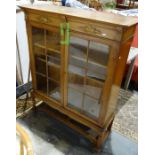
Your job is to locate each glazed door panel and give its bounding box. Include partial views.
[66,35,111,120]
[32,26,62,103]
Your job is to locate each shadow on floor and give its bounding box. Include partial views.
[17,105,137,155]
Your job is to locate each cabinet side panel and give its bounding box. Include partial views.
[26,20,37,90]
[98,42,119,125]
[104,36,134,125]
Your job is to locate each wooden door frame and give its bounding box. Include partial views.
[26,21,65,105]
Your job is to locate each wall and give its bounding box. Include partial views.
[16,9,30,85]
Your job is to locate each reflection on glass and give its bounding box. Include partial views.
[82,78,102,119]
[68,71,84,113]
[48,52,60,66]
[85,78,103,100]
[67,36,110,120]
[88,41,109,66]
[87,41,109,81]
[69,36,87,68]
[83,95,100,119]
[68,87,83,112]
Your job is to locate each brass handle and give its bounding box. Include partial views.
[84,25,107,36]
[39,16,48,23]
[84,25,99,34]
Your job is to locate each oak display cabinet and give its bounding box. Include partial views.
[19,3,137,151]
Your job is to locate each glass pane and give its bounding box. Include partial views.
[68,65,85,77]
[32,27,47,95]
[87,41,109,81]
[36,74,47,94]
[67,37,110,120]
[69,36,87,68]
[87,69,106,82]
[48,52,60,66]
[68,74,103,120]
[48,60,61,101]
[35,58,46,75]
[67,37,87,112]
[68,73,84,94]
[32,27,45,47]
[82,78,102,119]
[48,79,60,101]
[46,31,61,54]
[46,30,61,102]
[85,78,103,100]
[88,41,109,66]
[68,71,85,112]
[34,46,46,60]
[48,62,60,82]
[32,27,46,75]
[68,87,83,112]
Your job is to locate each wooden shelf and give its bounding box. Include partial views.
[46,40,60,54]
[48,77,59,84]
[68,83,102,100]
[36,72,46,78]
[69,64,105,82]
[48,55,60,66]
[69,44,108,82]
[48,61,60,69]
[70,43,108,69]
[35,52,60,68]
[36,57,46,63]
[71,55,107,70]
[67,86,100,120]
[35,71,59,84]
[35,71,60,101]
[34,40,60,54]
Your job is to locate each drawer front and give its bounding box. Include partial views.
[27,13,65,27]
[69,20,122,41]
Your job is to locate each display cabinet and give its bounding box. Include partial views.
[19,3,137,151]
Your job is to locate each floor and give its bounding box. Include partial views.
[17,104,137,155]
[113,89,138,142]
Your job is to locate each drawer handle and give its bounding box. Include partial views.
[85,25,100,34]
[38,16,48,23]
[84,25,107,36]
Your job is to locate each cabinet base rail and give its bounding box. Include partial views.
[36,102,114,151]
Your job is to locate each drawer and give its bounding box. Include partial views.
[27,13,66,27]
[69,20,122,41]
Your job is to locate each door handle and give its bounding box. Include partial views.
[60,23,70,45]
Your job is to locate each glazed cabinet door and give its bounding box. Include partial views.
[31,26,63,103]
[65,35,116,122]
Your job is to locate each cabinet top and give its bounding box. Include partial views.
[18,3,137,27]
